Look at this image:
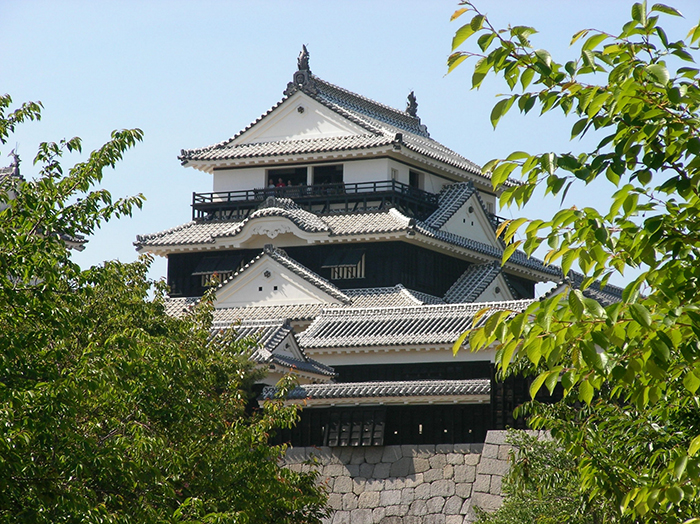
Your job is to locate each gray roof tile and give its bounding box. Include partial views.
[298,300,532,349]
[443,262,502,304]
[261,378,490,401]
[345,285,444,308]
[214,319,335,377]
[424,182,477,230]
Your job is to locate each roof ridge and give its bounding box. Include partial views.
[311,76,429,136]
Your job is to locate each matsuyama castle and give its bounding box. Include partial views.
[135,47,620,448]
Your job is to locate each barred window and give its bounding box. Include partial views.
[322,250,365,280]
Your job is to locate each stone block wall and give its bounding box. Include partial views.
[282,430,513,524]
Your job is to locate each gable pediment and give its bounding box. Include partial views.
[233,91,369,146]
[441,193,500,247]
[215,254,344,309]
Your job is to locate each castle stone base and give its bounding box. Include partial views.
[282,430,512,524]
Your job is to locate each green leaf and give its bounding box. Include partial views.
[582,33,608,51]
[452,24,476,51]
[632,3,647,25]
[452,329,470,355]
[490,96,515,129]
[470,14,485,31]
[569,289,585,320]
[571,118,588,139]
[500,339,518,374]
[666,485,684,504]
[646,63,670,84]
[545,370,559,395]
[683,371,700,394]
[570,29,590,45]
[689,435,700,457]
[520,67,535,90]
[530,372,548,399]
[579,379,594,404]
[502,240,521,265]
[674,454,688,479]
[447,53,468,74]
[651,3,682,16]
[629,303,652,328]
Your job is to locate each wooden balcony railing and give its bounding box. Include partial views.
[192,180,439,220]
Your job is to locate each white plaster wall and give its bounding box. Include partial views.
[476,275,513,303]
[442,198,496,246]
[216,258,338,308]
[345,158,391,184]
[238,95,365,144]
[213,167,267,193]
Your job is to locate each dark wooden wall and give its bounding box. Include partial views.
[167,242,474,298]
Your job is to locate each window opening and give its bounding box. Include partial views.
[267,166,307,188]
[192,255,242,286]
[312,164,343,185]
[409,170,422,189]
[322,250,365,280]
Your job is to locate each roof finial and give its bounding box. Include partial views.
[8,148,20,178]
[297,44,310,72]
[406,91,418,117]
[284,45,317,97]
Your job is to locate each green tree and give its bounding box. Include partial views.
[476,431,605,524]
[0,94,328,524]
[449,2,700,522]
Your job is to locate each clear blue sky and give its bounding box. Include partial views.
[3,1,699,287]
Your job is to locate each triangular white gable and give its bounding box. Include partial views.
[474,273,515,303]
[442,193,501,247]
[271,331,306,362]
[215,254,344,309]
[233,91,368,145]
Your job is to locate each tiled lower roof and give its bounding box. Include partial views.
[136,199,558,277]
[322,208,412,236]
[298,300,532,349]
[345,285,444,308]
[443,262,501,304]
[135,219,243,247]
[213,303,329,322]
[214,319,335,377]
[424,182,476,230]
[261,378,490,401]
[568,271,624,307]
[180,134,392,162]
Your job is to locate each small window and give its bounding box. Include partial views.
[322,250,365,280]
[201,271,234,287]
[325,408,386,447]
[390,168,399,181]
[193,255,242,287]
[267,166,307,188]
[409,170,422,189]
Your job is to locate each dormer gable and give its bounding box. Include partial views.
[215,245,351,309]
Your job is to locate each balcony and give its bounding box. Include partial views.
[192,180,439,220]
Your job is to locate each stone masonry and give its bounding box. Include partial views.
[282,430,512,524]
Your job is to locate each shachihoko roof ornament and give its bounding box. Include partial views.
[406,91,418,118]
[285,44,317,96]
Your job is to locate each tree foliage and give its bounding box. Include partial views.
[476,431,606,524]
[0,94,328,524]
[450,2,700,522]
